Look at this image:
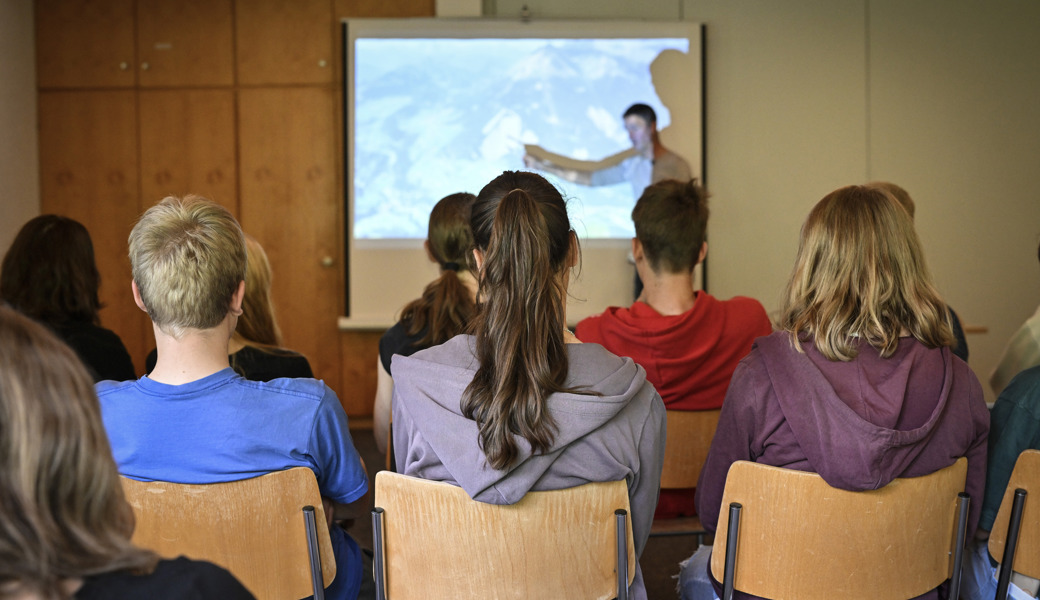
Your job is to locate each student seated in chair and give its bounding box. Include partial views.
[97,196,370,600]
[391,171,666,600]
[677,185,989,600]
[574,179,772,518]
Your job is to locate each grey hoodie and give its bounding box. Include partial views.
[392,335,666,599]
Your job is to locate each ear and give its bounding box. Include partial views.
[631,238,644,263]
[131,281,149,313]
[472,248,484,273]
[229,280,246,316]
[697,241,708,265]
[567,231,579,268]
[423,240,436,264]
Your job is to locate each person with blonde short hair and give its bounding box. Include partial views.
[0,305,252,599]
[678,185,989,600]
[99,195,370,600]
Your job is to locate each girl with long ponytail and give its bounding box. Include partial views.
[390,171,665,600]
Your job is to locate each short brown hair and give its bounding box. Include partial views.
[632,179,708,273]
[129,196,246,337]
[779,185,953,360]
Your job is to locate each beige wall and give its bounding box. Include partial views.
[0,0,39,254]
[492,0,1040,402]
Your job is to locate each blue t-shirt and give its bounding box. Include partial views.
[97,369,368,600]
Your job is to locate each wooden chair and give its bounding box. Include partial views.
[988,449,1040,599]
[649,408,720,542]
[371,471,635,600]
[121,467,336,600]
[710,458,971,600]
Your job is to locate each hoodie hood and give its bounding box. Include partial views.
[391,335,656,504]
[755,332,958,491]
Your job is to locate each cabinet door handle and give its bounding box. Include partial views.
[318,59,328,68]
[141,62,150,70]
[119,61,129,71]
[321,256,335,268]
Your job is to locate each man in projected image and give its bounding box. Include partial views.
[523,103,692,201]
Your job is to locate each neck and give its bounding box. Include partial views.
[149,316,235,384]
[453,269,480,303]
[636,268,697,316]
[651,138,666,160]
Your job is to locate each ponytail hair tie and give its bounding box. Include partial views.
[442,262,460,272]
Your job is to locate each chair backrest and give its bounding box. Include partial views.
[659,409,720,489]
[373,471,636,600]
[121,467,336,600]
[710,458,968,600]
[989,449,1040,579]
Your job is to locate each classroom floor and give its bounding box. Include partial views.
[346,423,700,599]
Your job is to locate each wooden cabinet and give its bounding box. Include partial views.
[36,0,136,88]
[236,0,334,85]
[238,88,343,396]
[335,0,435,18]
[137,0,234,87]
[138,90,238,214]
[37,91,150,370]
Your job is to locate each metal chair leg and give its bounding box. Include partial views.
[949,493,970,600]
[996,490,1028,600]
[372,508,387,600]
[616,509,629,600]
[722,502,742,600]
[303,506,326,600]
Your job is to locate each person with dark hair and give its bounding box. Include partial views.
[575,179,772,517]
[373,193,478,454]
[989,239,1040,395]
[0,215,136,382]
[391,171,666,600]
[144,234,313,381]
[678,185,988,600]
[866,181,970,362]
[523,102,691,201]
[0,305,253,600]
[97,196,369,600]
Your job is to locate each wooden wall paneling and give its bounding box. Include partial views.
[136,0,234,87]
[334,0,435,18]
[339,330,382,417]
[37,91,149,374]
[237,88,344,401]
[236,0,334,85]
[138,90,238,215]
[36,0,136,88]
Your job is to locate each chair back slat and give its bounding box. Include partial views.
[710,458,967,600]
[374,471,635,600]
[989,449,1040,579]
[659,409,720,490]
[121,467,335,600]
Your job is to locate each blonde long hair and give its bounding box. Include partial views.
[0,306,156,599]
[778,185,954,360]
[233,234,282,348]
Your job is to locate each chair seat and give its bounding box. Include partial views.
[650,515,706,536]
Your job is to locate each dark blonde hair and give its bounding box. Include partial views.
[778,185,954,361]
[129,195,246,338]
[0,306,155,598]
[0,215,101,326]
[234,234,281,347]
[399,193,477,348]
[463,172,583,470]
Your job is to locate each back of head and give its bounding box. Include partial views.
[0,215,101,326]
[401,193,477,347]
[632,179,709,274]
[234,234,281,347]
[0,306,154,596]
[464,171,577,470]
[779,185,953,360]
[866,181,915,219]
[623,103,657,125]
[128,195,246,338]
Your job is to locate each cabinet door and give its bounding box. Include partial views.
[138,90,238,215]
[238,88,343,397]
[36,0,136,88]
[236,0,334,85]
[137,0,234,87]
[38,91,149,373]
[334,0,434,17]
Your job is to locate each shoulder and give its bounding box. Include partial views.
[995,365,1040,418]
[95,378,141,398]
[77,558,254,600]
[574,307,626,342]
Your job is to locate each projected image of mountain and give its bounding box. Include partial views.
[353,37,689,240]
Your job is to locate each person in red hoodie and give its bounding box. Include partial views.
[574,178,772,517]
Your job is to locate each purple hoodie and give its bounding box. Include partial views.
[392,335,666,600]
[696,331,989,600]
